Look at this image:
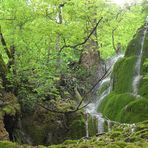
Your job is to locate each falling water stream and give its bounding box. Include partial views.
[85,16,148,137]
[132,17,148,95]
[85,54,124,137]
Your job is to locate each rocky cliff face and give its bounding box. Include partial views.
[99,25,148,123]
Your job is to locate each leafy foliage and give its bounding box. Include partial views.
[0,0,147,110]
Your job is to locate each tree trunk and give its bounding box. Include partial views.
[0,54,8,86]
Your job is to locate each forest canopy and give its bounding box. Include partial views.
[0,0,147,110]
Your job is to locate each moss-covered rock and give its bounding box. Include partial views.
[125,26,144,57]
[98,25,148,123]
[98,93,137,122]
[0,93,20,117]
[0,121,148,148]
[97,80,110,97]
[112,56,136,93]
[120,98,148,123]
[98,92,148,123]
[21,107,67,145]
[20,106,86,145]
[139,29,148,98]
[88,115,98,137]
[66,111,86,139]
[48,121,148,148]
[0,141,21,148]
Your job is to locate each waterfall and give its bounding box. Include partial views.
[85,53,123,136]
[107,120,111,132]
[84,16,148,137]
[132,17,148,95]
[85,113,89,138]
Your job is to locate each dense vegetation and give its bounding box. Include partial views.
[0,0,147,110]
[0,0,148,147]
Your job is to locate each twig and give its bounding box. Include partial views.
[59,17,103,52]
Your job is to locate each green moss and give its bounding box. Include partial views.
[0,92,20,118]
[98,92,148,123]
[142,31,148,61]
[139,78,148,99]
[2,105,16,115]
[120,98,148,123]
[88,115,98,136]
[0,121,148,148]
[105,144,120,148]
[98,93,136,122]
[21,111,59,145]
[63,140,78,145]
[125,27,142,57]
[67,112,85,139]
[97,80,110,97]
[140,33,148,99]
[25,124,47,145]
[140,58,148,98]
[110,131,122,139]
[114,141,127,148]
[112,56,136,93]
[0,141,21,148]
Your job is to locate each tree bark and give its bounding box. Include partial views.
[0,54,8,85]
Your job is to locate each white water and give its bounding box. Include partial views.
[85,113,89,138]
[132,17,148,95]
[85,17,148,137]
[107,120,111,132]
[85,54,123,136]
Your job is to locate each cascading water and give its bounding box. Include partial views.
[85,53,124,137]
[85,16,148,138]
[132,16,148,95]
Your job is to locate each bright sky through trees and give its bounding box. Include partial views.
[109,0,144,7]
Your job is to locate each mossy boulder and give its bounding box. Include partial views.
[97,80,110,97]
[98,92,148,123]
[65,111,86,139]
[119,98,148,123]
[21,107,67,145]
[139,29,148,98]
[21,106,86,145]
[112,26,148,95]
[125,26,144,57]
[0,141,21,148]
[0,93,20,117]
[98,93,137,122]
[0,121,148,148]
[112,56,136,93]
[48,121,148,148]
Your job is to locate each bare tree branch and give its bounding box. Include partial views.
[0,26,11,58]
[75,65,112,111]
[38,103,65,114]
[59,17,103,53]
[39,65,111,114]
